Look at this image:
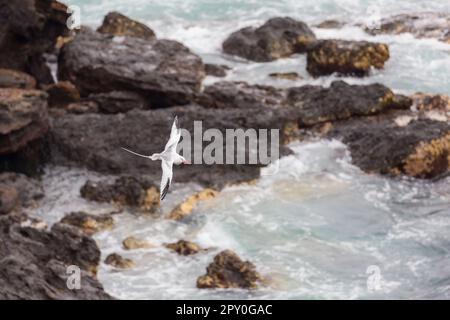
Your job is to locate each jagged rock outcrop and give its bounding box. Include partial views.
[0,214,113,299]
[165,240,202,256]
[306,40,390,77]
[223,17,316,62]
[97,11,156,40]
[80,177,160,212]
[197,250,261,289]
[365,12,450,43]
[328,119,450,179]
[0,0,69,85]
[58,28,205,108]
[0,69,36,89]
[60,211,115,235]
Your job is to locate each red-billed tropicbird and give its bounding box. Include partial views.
[122,116,189,201]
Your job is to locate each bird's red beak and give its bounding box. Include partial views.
[183,159,191,165]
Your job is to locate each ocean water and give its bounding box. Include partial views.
[35,0,450,299]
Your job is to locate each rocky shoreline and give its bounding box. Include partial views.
[0,0,449,299]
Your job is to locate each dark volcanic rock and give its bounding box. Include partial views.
[58,29,205,108]
[286,80,411,126]
[60,211,115,235]
[80,177,160,212]
[0,69,36,89]
[0,88,50,175]
[45,81,80,108]
[49,105,282,188]
[328,119,450,179]
[0,185,18,215]
[197,81,286,109]
[0,172,44,208]
[204,64,230,78]
[306,40,390,77]
[88,91,147,114]
[0,0,69,85]
[197,250,261,289]
[0,214,112,299]
[0,89,49,154]
[165,240,202,256]
[104,253,134,269]
[365,12,450,43]
[97,11,156,40]
[222,17,316,62]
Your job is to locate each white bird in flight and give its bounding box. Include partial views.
[122,116,190,201]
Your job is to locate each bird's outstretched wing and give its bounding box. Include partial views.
[160,159,173,201]
[164,116,181,153]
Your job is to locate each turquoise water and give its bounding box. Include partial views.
[40,1,450,299]
[66,0,450,94]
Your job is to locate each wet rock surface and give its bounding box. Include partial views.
[168,189,218,221]
[122,236,154,250]
[0,172,44,209]
[269,72,302,81]
[328,118,450,179]
[165,240,202,256]
[58,28,205,108]
[0,0,68,85]
[0,89,49,154]
[88,91,147,114]
[204,63,230,78]
[0,69,36,89]
[0,185,18,215]
[80,177,160,212]
[60,211,115,235]
[104,253,135,269]
[97,11,156,40]
[365,12,450,43]
[223,17,316,62]
[306,40,390,77]
[0,214,113,299]
[197,250,261,289]
[45,81,80,108]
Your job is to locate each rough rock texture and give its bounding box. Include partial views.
[49,105,277,188]
[365,12,450,43]
[0,185,18,215]
[0,89,49,154]
[45,81,80,108]
[329,119,450,179]
[269,72,302,81]
[58,29,205,108]
[197,250,261,289]
[197,81,286,110]
[0,214,113,299]
[122,236,154,250]
[286,80,411,126]
[97,11,156,40]
[411,93,450,122]
[167,189,218,221]
[104,253,134,269]
[0,172,44,209]
[165,240,202,256]
[306,40,390,77]
[80,177,160,212]
[60,211,115,235]
[0,0,68,85]
[223,17,316,62]
[0,69,36,89]
[0,88,50,175]
[88,91,147,114]
[204,64,230,78]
